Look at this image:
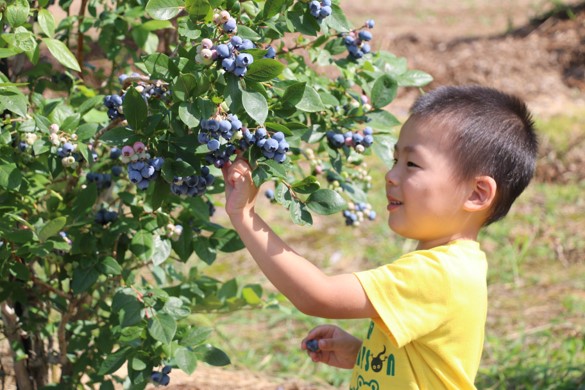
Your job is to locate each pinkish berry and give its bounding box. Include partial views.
[201,38,213,50]
[133,141,146,153]
[122,145,134,157]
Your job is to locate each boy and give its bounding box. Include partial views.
[222,85,538,389]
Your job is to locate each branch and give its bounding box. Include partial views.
[75,0,89,78]
[0,301,33,390]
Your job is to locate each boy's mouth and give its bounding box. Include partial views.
[387,196,402,211]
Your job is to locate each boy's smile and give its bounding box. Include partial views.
[385,117,477,249]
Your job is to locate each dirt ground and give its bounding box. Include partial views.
[2,1,584,389]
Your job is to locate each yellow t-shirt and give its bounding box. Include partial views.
[350,240,487,390]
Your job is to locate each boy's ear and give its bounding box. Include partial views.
[464,176,497,212]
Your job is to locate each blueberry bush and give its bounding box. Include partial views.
[0,0,431,387]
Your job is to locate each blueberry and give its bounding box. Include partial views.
[265,189,275,200]
[358,30,373,41]
[223,18,237,33]
[306,339,319,352]
[366,19,375,29]
[239,39,254,51]
[216,44,231,58]
[110,147,122,159]
[222,58,236,72]
[265,46,276,59]
[230,36,243,48]
[162,365,172,375]
[235,53,253,67]
[234,66,247,77]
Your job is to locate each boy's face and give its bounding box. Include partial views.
[386,117,475,249]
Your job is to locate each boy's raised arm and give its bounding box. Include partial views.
[222,158,377,320]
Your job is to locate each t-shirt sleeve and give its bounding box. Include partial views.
[354,253,451,348]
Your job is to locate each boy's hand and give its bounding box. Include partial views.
[301,325,362,369]
[222,157,259,217]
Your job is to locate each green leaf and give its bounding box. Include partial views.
[0,156,23,191]
[0,88,28,117]
[263,0,286,19]
[178,102,200,127]
[175,346,198,374]
[372,133,397,169]
[185,0,212,19]
[370,74,398,108]
[72,267,99,293]
[306,189,347,215]
[112,288,143,327]
[123,87,148,131]
[98,256,123,276]
[98,347,131,375]
[291,176,320,194]
[245,59,285,82]
[289,198,313,226]
[195,345,231,366]
[235,25,260,41]
[217,278,238,301]
[145,0,184,20]
[5,0,30,27]
[181,327,212,347]
[396,69,433,87]
[130,231,154,262]
[42,38,81,72]
[283,82,325,112]
[242,285,262,305]
[37,216,67,242]
[72,183,97,220]
[173,73,197,102]
[366,109,401,130]
[152,235,172,266]
[325,4,351,32]
[141,20,174,31]
[148,313,176,344]
[37,9,56,37]
[242,89,268,125]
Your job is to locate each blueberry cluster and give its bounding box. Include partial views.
[17,132,37,152]
[196,35,256,77]
[240,128,289,163]
[104,74,169,121]
[214,10,237,33]
[56,140,79,168]
[171,166,215,197]
[343,19,375,59]
[326,127,374,153]
[217,36,255,77]
[151,365,171,386]
[198,115,242,168]
[95,208,118,225]
[166,223,183,241]
[86,172,113,190]
[343,202,376,226]
[309,0,332,21]
[119,141,164,190]
[103,94,124,120]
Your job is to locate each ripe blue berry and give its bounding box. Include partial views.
[306,339,319,352]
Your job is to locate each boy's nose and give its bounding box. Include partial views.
[385,167,398,186]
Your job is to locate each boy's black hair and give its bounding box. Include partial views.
[410,85,538,225]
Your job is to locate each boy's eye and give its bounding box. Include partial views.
[407,161,419,168]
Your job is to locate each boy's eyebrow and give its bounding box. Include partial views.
[393,144,416,153]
